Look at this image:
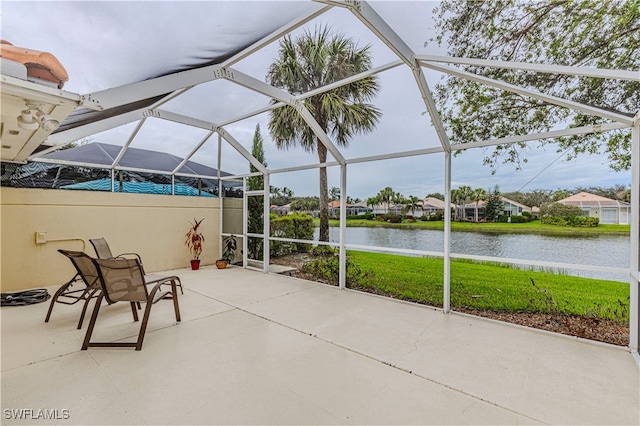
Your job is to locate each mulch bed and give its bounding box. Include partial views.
[270,253,629,347]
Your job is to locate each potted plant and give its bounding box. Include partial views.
[216,235,237,269]
[185,218,205,270]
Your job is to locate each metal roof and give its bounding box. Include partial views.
[38,142,228,178]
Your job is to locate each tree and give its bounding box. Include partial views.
[485,185,503,222]
[432,0,639,173]
[457,185,473,220]
[377,187,395,213]
[290,197,319,212]
[270,186,295,206]
[450,188,460,220]
[392,191,405,215]
[406,195,421,217]
[503,189,552,209]
[472,188,487,222]
[426,192,445,201]
[267,26,382,242]
[329,186,340,201]
[552,189,571,202]
[248,124,268,260]
[366,195,380,212]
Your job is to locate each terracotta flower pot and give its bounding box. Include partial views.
[215,260,227,269]
[190,259,200,270]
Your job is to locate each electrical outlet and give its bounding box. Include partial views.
[35,232,47,244]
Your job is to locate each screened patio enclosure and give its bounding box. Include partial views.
[1,1,638,363]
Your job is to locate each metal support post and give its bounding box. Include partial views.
[217,134,223,261]
[443,152,452,313]
[630,115,639,357]
[339,165,347,289]
[263,173,270,273]
[242,177,248,269]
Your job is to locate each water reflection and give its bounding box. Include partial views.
[314,227,630,282]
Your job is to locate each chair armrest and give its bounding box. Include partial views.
[115,252,142,262]
[147,281,172,304]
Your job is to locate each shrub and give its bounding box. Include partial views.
[540,202,583,218]
[360,212,375,220]
[270,213,314,256]
[540,202,598,227]
[302,246,371,286]
[346,214,373,220]
[425,212,443,221]
[388,214,402,223]
[510,215,525,223]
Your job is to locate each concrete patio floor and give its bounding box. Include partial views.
[2,265,639,425]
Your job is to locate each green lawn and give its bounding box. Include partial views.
[324,218,630,236]
[348,251,629,322]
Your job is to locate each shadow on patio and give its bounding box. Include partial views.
[2,266,639,425]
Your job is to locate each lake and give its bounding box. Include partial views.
[317,227,631,282]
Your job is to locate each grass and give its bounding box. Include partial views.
[324,218,630,236]
[348,250,630,322]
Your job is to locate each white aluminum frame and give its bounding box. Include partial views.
[18,0,638,364]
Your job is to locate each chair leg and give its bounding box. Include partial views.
[130,302,139,321]
[135,298,155,351]
[44,275,77,323]
[82,294,104,350]
[76,288,99,329]
[171,280,181,322]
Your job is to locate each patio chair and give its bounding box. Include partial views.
[44,250,101,329]
[57,250,181,351]
[89,237,183,294]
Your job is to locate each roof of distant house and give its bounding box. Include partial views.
[556,191,630,207]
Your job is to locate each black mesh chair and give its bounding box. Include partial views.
[89,237,183,294]
[58,250,181,351]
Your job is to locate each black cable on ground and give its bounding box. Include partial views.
[1,289,51,306]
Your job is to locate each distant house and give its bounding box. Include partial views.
[370,202,401,216]
[270,204,290,216]
[421,197,450,218]
[500,197,533,217]
[328,200,372,218]
[555,192,630,224]
[460,197,532,221]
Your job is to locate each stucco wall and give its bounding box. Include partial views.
[0,188,223,292]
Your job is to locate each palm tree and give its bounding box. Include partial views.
[472,188,487,222]
[366,196,379,214]
[329,186,340,201]
[267,26,381,242]
[450,188,460,221]
[458,185,473,221]
[378,187,394,213]
[406,195,420,217]
[392,192,404,215]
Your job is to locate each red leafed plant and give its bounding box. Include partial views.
[185,218,205,260]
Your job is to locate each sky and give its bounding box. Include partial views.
[2,1,632,200]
